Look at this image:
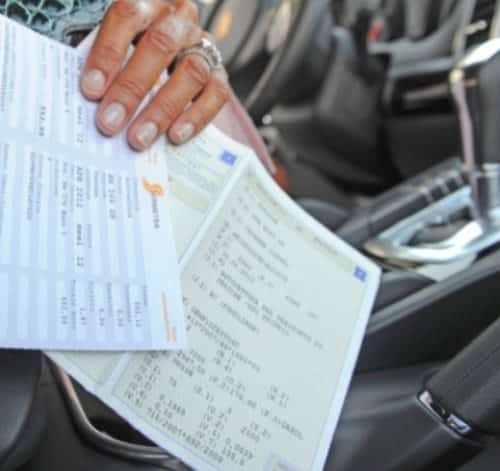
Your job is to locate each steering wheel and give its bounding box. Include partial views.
[207,0,329,121]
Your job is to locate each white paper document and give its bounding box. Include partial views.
[51,126,381,470]
[0,15,186,350]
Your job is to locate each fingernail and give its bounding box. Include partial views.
[101,102,126,132]
[135,121,158,148]
[82,69,106,95]
[173,123,195,143]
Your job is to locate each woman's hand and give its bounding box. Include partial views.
[80,0,229,150]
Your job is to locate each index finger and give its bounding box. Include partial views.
[81,0,169,101]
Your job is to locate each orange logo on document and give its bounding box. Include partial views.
[142,178,165,197]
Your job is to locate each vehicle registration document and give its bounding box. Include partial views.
[0,14,381,471]
[50,56,382,471]
[52,120,381,469]
[0,15,186,350]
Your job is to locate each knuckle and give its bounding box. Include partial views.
[143,27,179,55]
[109,0,138,20]
[211,75,230,103]
[155,97,180,123]
[181,55,211,88]
[115,77,148,102]
[91,41,124,68]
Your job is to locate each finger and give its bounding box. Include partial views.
[96,5,200,137]
[168,68,230,145]
[172,0,200,24]
[81,0,168,101]
[127,47,212,150]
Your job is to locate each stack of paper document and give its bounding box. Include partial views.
[0,15,381,471]
[0,15,185,351]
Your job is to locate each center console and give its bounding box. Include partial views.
[336,158,500,372]
[290,0,500,373]
[352,35,500,372]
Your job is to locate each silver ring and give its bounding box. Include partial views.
[176,38,223,72]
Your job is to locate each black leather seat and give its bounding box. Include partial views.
[0,351,45,471]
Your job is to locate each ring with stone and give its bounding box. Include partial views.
[176,37,224,73]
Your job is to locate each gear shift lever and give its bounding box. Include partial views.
[450,39,500,224]
[364,41,500,265]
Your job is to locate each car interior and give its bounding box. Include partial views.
[2,0,500,470]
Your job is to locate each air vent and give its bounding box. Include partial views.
[465,0,497,48]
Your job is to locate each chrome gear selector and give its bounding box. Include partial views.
[451,39,500,224]
[365,40,500,266]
